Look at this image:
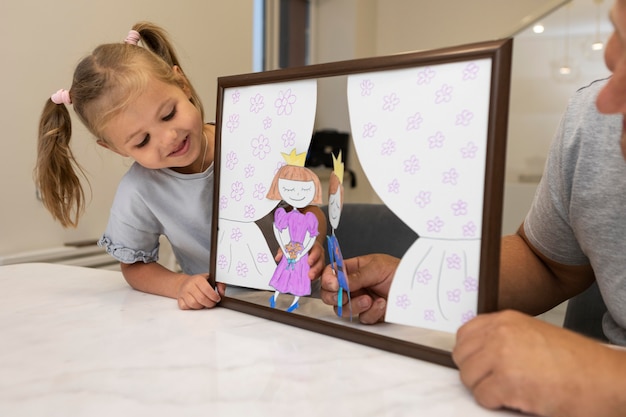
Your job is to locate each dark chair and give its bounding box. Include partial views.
[323,204,610,342]
[563,282,608,342]
[320,203,418,259]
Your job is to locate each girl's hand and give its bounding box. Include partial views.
[176,273,222,310]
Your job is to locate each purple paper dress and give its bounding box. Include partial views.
[269,208,319,296]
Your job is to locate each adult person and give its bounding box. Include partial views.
[320,1,626,415]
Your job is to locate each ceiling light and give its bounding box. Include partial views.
[533,24,545,34]
[592,0,604,51]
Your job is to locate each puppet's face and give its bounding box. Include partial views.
[328,189,342,230]
[278,178,316,208]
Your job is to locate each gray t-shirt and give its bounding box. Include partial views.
[98,161,214,276]
[524,78,626,345]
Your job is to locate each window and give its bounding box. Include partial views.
[254,0,310,71]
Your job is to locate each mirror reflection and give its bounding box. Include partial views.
[212,40,511,364]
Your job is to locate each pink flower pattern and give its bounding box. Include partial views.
[360,79,374,96]
[388,178,400,194]
[435,84,453,104]
[382,93,400,111]
[403,155,420,174]
[275,89,297,115]
[236,261,248,277]
[428,131,445,149]
[381,138,396,156]
[415,269,433,285]
[253,183,266,200]
[446,253,462,270]
[251,134,271,160]
[447,289,461,303]
[462,221,477,237]
[461,310,475,324]
[244,164,255,178]
[231,90,240,104]
[226,114,240,133]
[417,67,435,85]
[249,93,264,113]
[230,181,244,201]
[451,200,468,216]
[455,109,474,126]
[462,62,479,80]
[244,204,256,219]
[406,112,423,131]
[230,228,243,242]
[461,141,478,159]
[344,59,492,331]
[414,191,431,208]
[363,122,377,138]
[226,151,238,170]
[282,129,296,147]
[218,254,228,269]
[395,294,411,309]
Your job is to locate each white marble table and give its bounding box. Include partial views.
[0,263,515,417]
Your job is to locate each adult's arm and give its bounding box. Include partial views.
[498,223,595,315]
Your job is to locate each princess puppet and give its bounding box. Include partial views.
[266,149,323,312]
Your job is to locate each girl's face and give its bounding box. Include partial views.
[100,75,205,174]
[597,0,626,158]
[278,178,315,208]
[328,188,342,230]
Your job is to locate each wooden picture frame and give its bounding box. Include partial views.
[210,38,512,368]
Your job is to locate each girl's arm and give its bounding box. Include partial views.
[120,261,221,310]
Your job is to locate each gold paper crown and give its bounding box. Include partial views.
[332,151,344,184]
[281,148,307,167]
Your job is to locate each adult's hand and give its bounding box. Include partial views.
[453,309,626,417]
[320,253,399,324]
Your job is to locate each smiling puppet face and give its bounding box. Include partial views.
[278,178,316,208]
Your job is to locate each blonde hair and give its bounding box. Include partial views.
[35,22,204,227]
[266,165,323,205]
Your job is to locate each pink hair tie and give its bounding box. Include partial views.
[51,89,71,105]
[125,30,140,45]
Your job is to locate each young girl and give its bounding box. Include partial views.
[35,22,325,310]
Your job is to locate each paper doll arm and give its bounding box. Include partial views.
[295,230,316,262]
[273,223,290,256]
[302,205,327,248]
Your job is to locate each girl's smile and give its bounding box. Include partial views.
[169,137,190,157]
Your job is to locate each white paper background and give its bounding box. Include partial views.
[347,59,492,332]
[216,80,318,290]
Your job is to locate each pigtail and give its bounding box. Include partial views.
[34,21,203,228]
[132,22,181,67]
[35,99,88,228]
[132,22,205,121]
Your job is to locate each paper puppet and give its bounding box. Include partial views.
[347,60,492,333]
[265,149,323,312]
[326,151,352,318]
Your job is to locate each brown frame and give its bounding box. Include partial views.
[210,38,512,368]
